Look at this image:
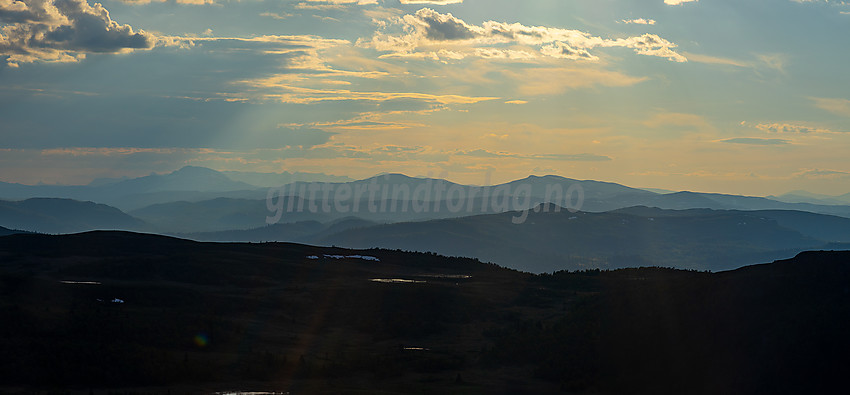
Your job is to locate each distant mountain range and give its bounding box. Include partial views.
[0,166,350,210]
[3,168,850,272]
[118,172,850,232]
[319,205,850,272]
[768,190,850,206]
[3,166,850,216]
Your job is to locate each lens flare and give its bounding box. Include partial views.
[194,333,209,347]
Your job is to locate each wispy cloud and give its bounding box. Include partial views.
[259,85,498,105]
[664,0,698,5]
[793,168,850,180]
[400,0,463,4]
[296,0,377,10]
[754,123,834,134]
[457,149,612,162]
[503,67,647,95]
[718,137,791,145]
[260,11,295,20]
[811,97,850,117]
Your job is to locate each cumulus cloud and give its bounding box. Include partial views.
[0,0,154,66]
[360,8,686,62]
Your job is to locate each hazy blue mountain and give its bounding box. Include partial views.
[769,190,850,206]
[98,166,255,195]
[640,187,678,194]
[614,206,850,243]
[319,205,844,273]
[0,166,257,206]
[128,197,300,233]
[0,198,146,234]
[222,170,354,187]
[633,191,850,218]
[86,175,131,187]
[6,168,850,222]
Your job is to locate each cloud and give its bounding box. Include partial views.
[505,66,647,95]
[260,11,294,20]
[360,8,686,62]
[114,0,166,4]
[793,168,850,180]
[811,97,850,117]
[400,0,463,4]
[718,137,790,145]
[664,0,698,5]
[457,149,612,162]
[258,85,498,105]
[683,52,752,68]
[290,117,426,130]
[622,18,656,25]
[0,0,154,66]
[754,123,833,134]
[296,0,377,10]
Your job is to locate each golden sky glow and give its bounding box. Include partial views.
[2,0,850,195]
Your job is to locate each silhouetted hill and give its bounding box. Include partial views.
[0,225,32,236]
[0,198,146,234]
[1,232,848,394]
[178,216,380,243]
[321,205,848,272]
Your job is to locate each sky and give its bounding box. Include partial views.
[2,0,850,196]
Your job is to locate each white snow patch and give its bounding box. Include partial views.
[370,278,425,284]
[314,254,381,262]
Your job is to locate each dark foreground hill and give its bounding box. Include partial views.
[0,225,32,236]
[0,198,146,234]
[1,232,849,394]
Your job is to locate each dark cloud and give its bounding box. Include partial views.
[413,8,476,41]
[1,0,154,66]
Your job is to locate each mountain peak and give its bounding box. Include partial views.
[170,166,225,176]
